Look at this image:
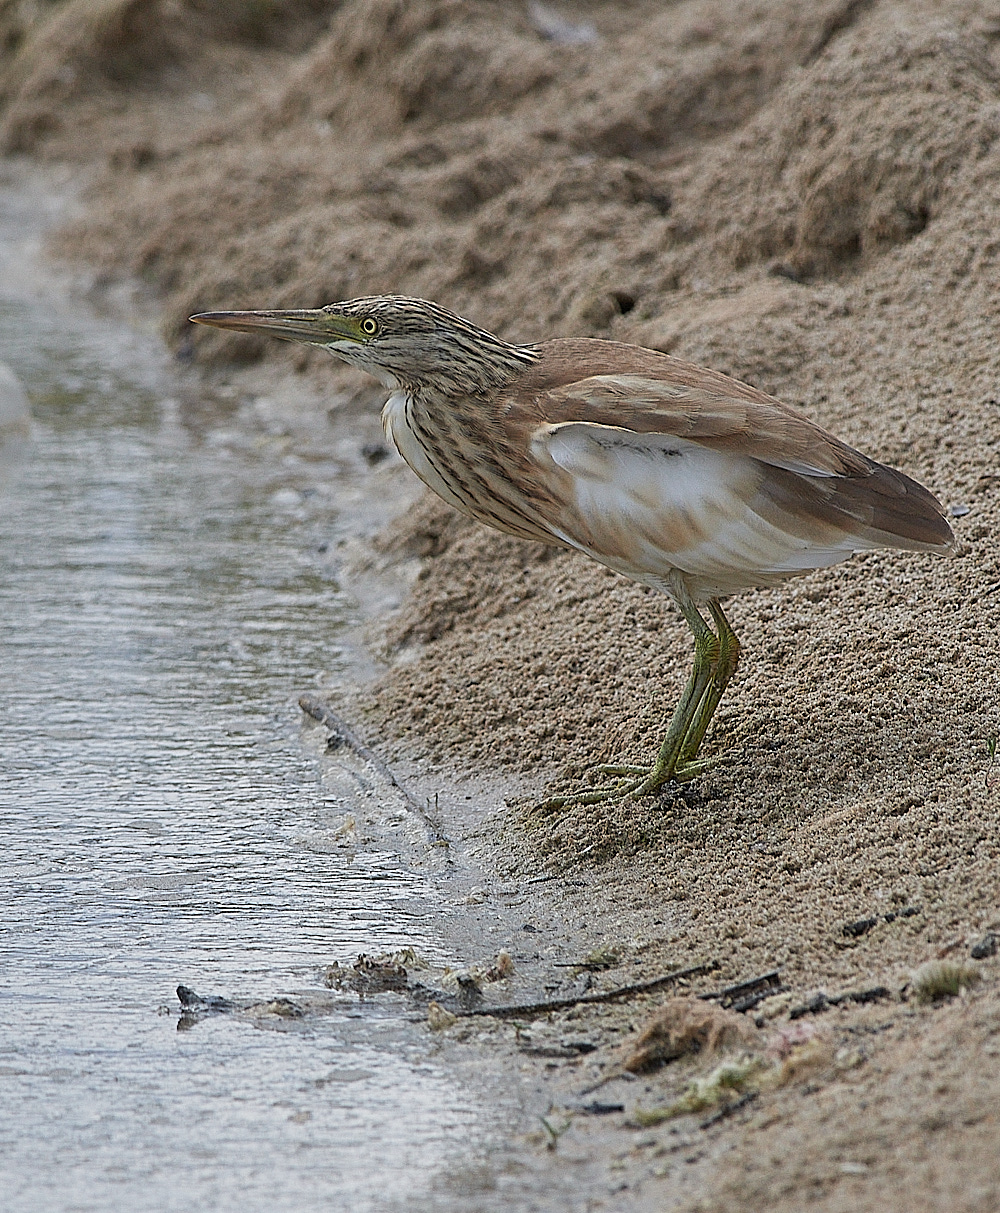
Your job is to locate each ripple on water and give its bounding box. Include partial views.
[0,251,499,1211]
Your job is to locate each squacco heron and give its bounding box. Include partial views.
[191,296,954,804]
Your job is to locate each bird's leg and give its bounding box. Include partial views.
[671,599,740,780]
[539,600,721,809]
[623,600,720,797]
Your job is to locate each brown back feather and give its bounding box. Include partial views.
[503,338,953,553]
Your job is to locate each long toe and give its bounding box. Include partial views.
[670,756,720,783]
[536,775,647,810]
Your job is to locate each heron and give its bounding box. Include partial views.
[191,296,954,804]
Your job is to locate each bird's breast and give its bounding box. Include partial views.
[381,391,472,515]
[381,390,562,545]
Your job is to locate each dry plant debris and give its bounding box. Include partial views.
[620,997,759,1074]
[910,959,982,1004]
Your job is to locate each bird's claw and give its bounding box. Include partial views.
[670,757,718,783]
[535,780,634,811]
[537,755,721,811]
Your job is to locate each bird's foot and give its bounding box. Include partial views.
[620,756,718,797]
[536,779,640,811]
[598,754,719,791]
[536,756,718,811]
[653,757,718,786]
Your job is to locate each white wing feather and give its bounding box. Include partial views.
[532,421,871,592]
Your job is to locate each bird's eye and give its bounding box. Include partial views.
[361,318,378,336]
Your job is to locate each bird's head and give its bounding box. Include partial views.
[190,295,536,396]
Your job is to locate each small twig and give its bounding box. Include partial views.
[700,1090,759,1130]
[573,1100,626,1115]
[698,970,782,1008]
[457,960,719,1020]
[576,1070,638,1097]
[539,1113,573,1151]
[299,695,396,777]
[298,695,446,838]
[551,961,617,970]
[974,581,1000,603]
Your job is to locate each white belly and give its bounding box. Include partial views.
[381,391,471,515]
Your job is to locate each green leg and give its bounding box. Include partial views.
[538,595,724,810]
[672,599,740,780]
[627,598,720,796]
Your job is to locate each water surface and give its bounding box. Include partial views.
[0,172,502,1213]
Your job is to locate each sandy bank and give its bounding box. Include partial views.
[6,2,1000,1208]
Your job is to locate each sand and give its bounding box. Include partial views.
[6,1,1000,1207]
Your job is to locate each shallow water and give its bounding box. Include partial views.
[0,173,503,1212]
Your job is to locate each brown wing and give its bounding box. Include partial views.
[506,339,954,553]
[514,339,868,474]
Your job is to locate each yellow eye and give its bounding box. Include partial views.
[361,318,378,336]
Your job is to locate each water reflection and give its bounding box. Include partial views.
[0,359,31,489]
[0,213,492,1210]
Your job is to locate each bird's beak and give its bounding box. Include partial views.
[189,309,364,346]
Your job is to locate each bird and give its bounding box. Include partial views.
[190,295,955,805]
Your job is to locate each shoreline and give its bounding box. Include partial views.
[6,2,1000,1207]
